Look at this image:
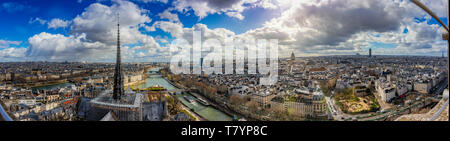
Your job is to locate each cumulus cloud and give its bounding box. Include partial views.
[3,0,447,61]
[0,40,26,60]
[236,0,448,57]
[0,40,21,48]
[181,0,443,57]
[136,52,146,57]
[374,21,446,55]
[155,35,168,43]
[48,18,71,29]
[70,0,152,44]
[26,32,112,61]
[242,1,400,46]
[153,21,184,37]
[29,17,47,25]
[155,21,235,46]
[158,9,180,22]
[18,0,162,62]
[144,0,446,58]
[135,0,169,4]
[173,0,259,20]
[29,18,71,29]
[0,47,27,59]
[417,0,448,18]
[154,21,242,60]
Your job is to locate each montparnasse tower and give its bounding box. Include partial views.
[290,51,295,61]
[113,13,124,101]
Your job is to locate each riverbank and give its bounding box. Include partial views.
[163,77,182,89]
[125,79,146,88]
[178,99,206,121]
[176,93,232,121]
[187,92,238,119]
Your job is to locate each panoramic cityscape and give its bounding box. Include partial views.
[0,0,449,122]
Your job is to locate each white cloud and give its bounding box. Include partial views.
[0,47,27,59]
[4,0,447,62]
[29,18,71,29]
[418,0,448,18]
[173,0,259,20]
[1,2,26,13]
[19,0,164,62]
[135,0,169,4]
[155,35,168,43]
[27,32,112,61]
[153,21,184,37]
[234,0,448,57]
[158,9,180,22]
[155,21,236,48]
[137,52,145,57]
[70,0,152,45]
[144,25,156,32]
[29,17,47,25]
[153,0,446,57]
[48,18,71,29]
[225,11,244,20]
[0,40,21,48]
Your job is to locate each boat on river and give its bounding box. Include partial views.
[183,96,196,103]
[196,98,209,106]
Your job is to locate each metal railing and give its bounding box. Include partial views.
[0,101,13,121]
[429,99,449,121]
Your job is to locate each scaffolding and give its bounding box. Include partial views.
[89,89,143,121]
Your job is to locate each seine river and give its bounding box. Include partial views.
[137,68,232,121]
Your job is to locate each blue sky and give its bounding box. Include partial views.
[0,0,448,62]
[0,0,281,40]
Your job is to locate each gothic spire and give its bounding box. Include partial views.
[113,12,123,101]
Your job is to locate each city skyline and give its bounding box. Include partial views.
[0,0,449,62]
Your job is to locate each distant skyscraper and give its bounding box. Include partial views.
[113,13,124,101]
[289,52,295,74]
[200,57,203,68]
[369,48,372,58]
[290,52,295,61]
